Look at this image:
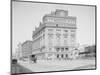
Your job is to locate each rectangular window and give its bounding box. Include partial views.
[70,33,75,38]
[71,30,75,32]
[49,48,52,51]
[43,34,45,39]
[56,29,61,31]
[56,33,61,39]
[65,48,68,51]
[64,40,67,45]
[63,33,68,38]
[61,48,64,52]
[48,53,53,57]
[56,48,60,52]
[64,30,68,32]
[48,42,53,47]
[48,33,53,38]
[48,29,53,31]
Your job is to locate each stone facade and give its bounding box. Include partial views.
[32,9,78,60]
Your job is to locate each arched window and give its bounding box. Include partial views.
[65,48,68,51]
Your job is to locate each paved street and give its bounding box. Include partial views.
[11,63,32,74]
[18,59,95,72]
[73,64,95,69]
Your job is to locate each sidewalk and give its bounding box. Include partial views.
[18,59,95,72]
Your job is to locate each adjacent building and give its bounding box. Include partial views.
[32,9,78,60]
[21,40,33,58]
[15,43,22,59]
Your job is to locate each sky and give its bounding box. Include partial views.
[12,1,95,53]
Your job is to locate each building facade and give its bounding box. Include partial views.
[21,41,33,58]
[32,9,78,60]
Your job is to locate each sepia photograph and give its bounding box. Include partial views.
[11,0,96,74]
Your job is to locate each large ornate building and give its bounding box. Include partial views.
[32,9,78,60]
